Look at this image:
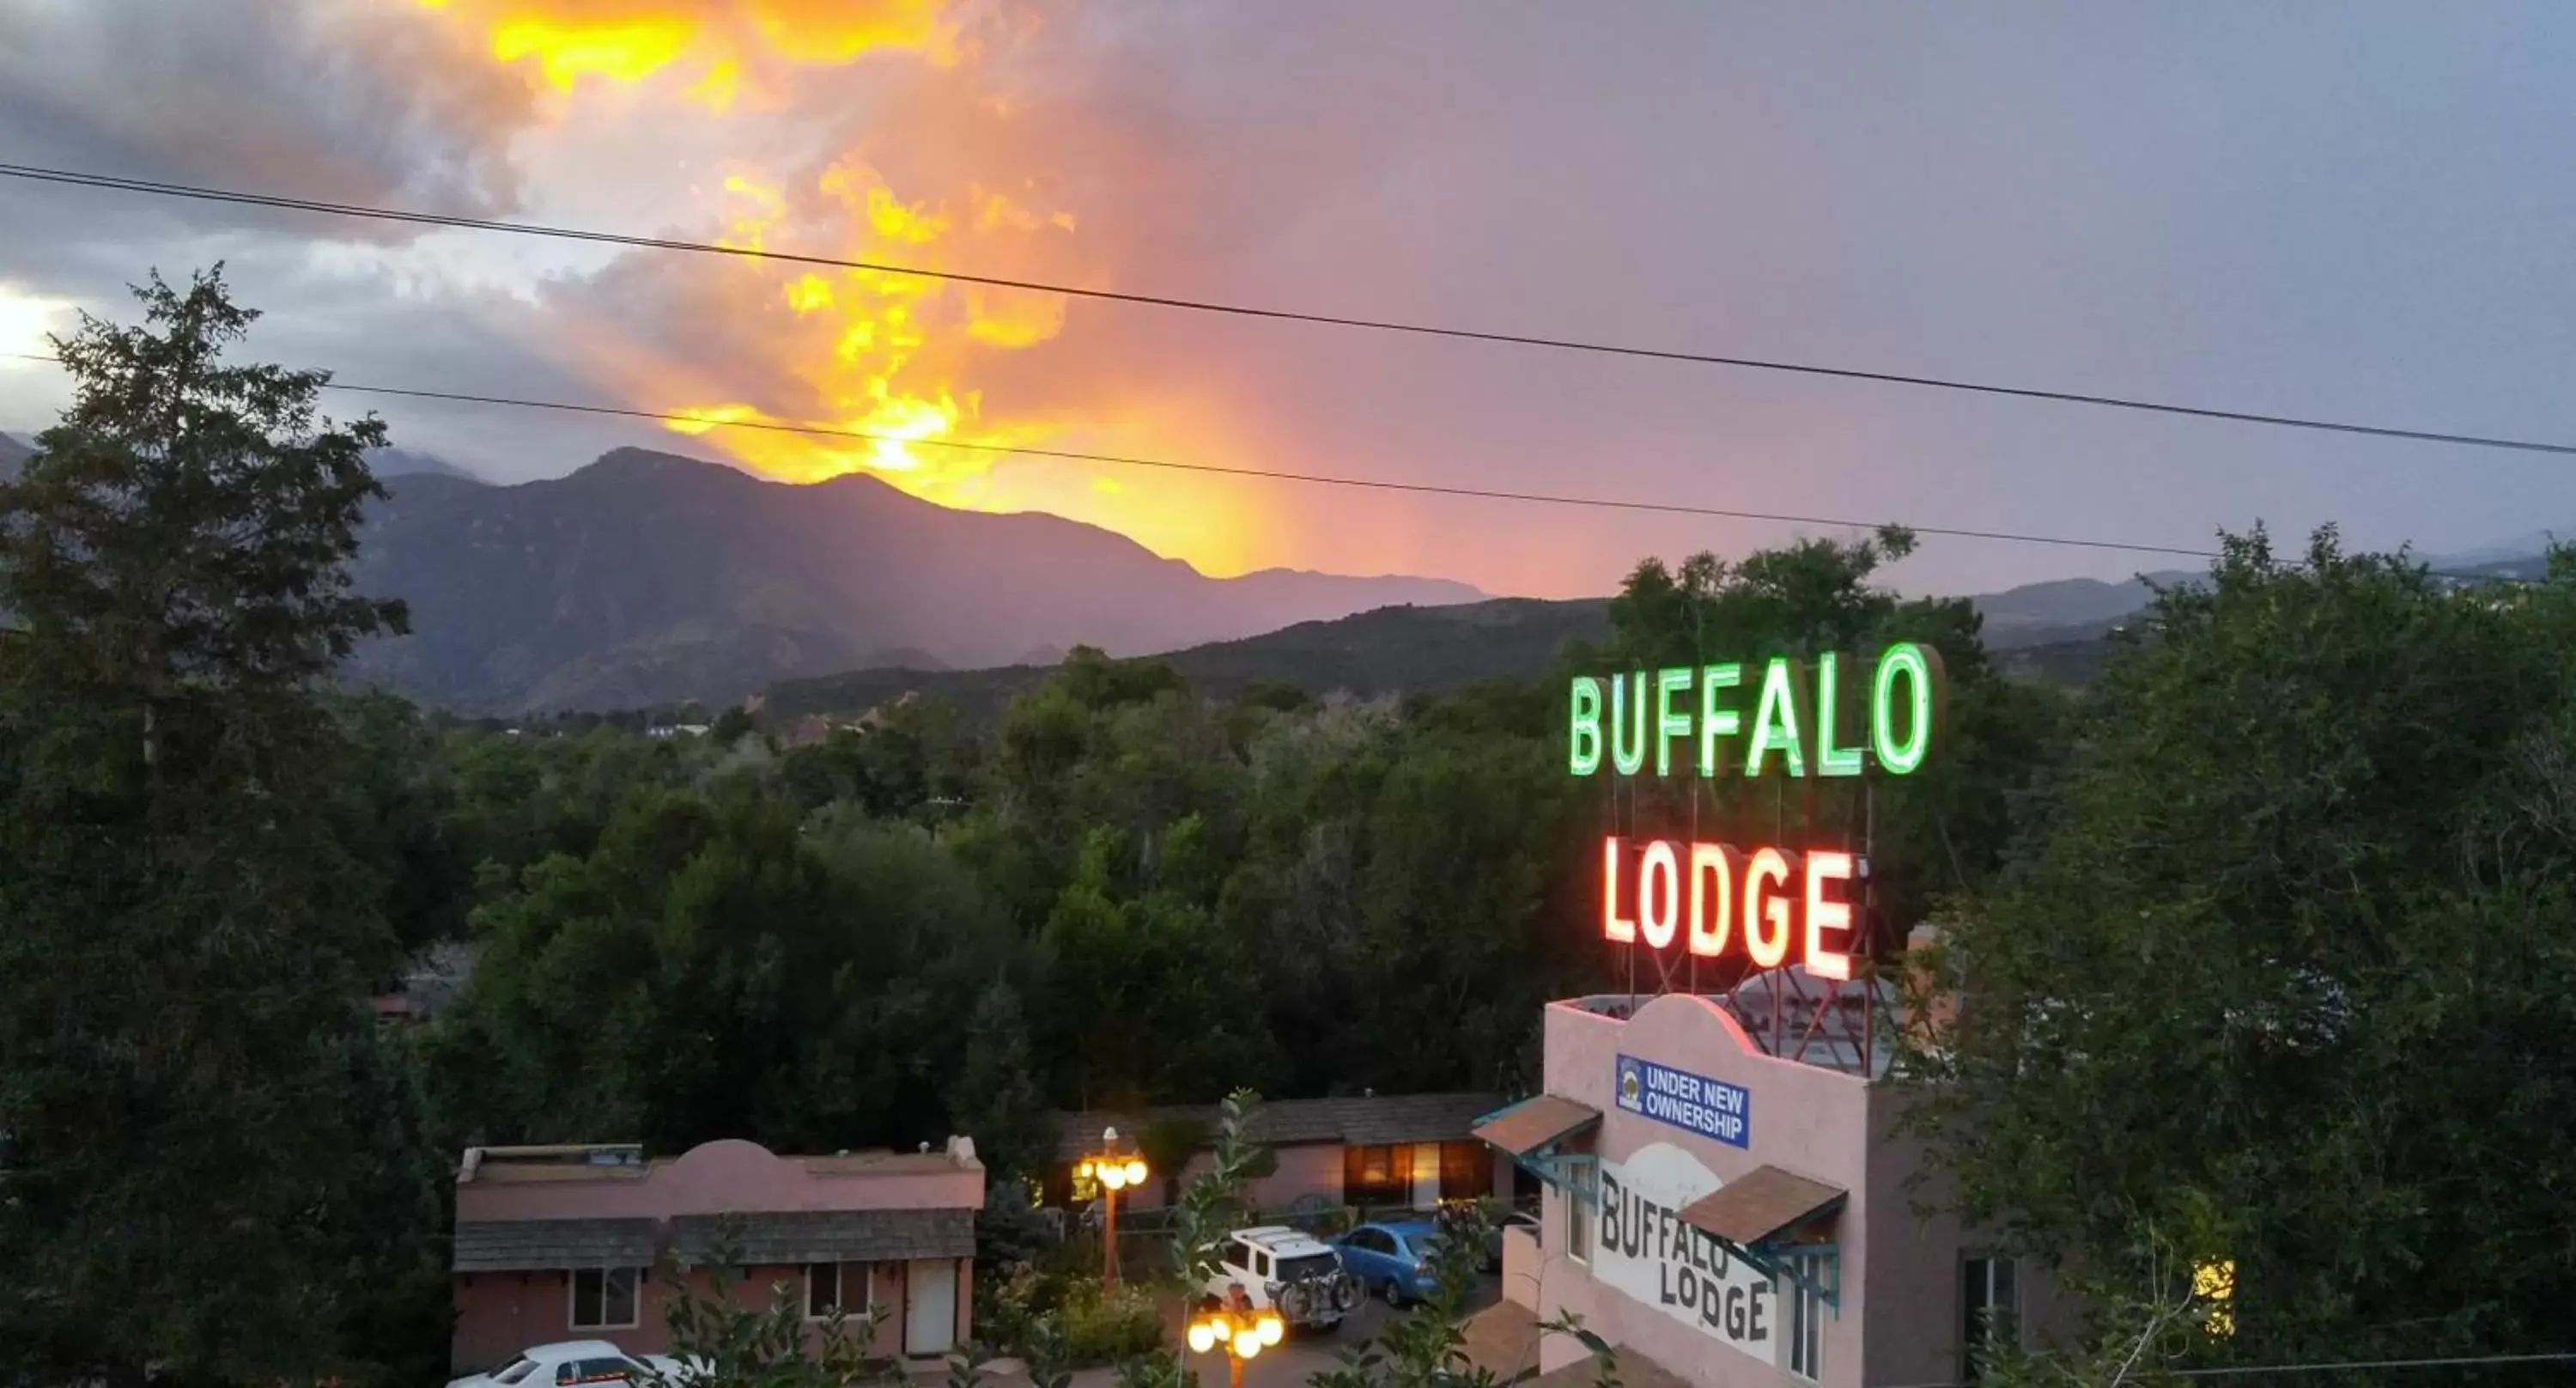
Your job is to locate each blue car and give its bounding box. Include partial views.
[1333,1219,1442,1306]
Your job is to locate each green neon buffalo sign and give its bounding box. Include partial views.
[1569,642,1946,779]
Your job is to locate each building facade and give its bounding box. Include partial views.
[450,1138,984,1374]
[1048,1092,1518,1217]
[1479,977,2069,1388]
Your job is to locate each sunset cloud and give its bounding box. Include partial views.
[8,3,2574,602]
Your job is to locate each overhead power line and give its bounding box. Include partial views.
[3,350,2210,560]
[6,161,2574,460]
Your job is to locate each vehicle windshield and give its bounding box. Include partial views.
[494,1361,539,1385]
[1277,1252,1340,1281]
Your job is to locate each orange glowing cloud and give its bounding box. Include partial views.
[416,0,1269,574]
[414,0,954,108]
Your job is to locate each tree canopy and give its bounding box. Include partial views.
[0,268,435,1386]
[1909,527,2576,1373]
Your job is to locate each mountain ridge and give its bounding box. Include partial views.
[345,447,1486,713]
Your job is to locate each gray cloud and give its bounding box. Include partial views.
[0,0,530,225]
[9,0,2576,598]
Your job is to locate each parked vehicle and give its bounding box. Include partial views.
[1485,1210,1541,1271]
[1199,1225,1364,1332]
[1334,1219,1445,1306]
[446,1341,693,1388]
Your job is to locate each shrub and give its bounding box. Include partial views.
[1051,1278,1164,1367]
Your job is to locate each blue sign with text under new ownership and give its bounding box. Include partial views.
[1614,1054,1750,1148]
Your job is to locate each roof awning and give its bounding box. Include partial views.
[1677,1166,1847,1247]
[1471,1094,1601,1157]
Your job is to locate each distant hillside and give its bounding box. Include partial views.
[345,448,1486,714]
[367,447,481,483]
[0,432,30,478]
[1971,570,2196,641]
[760,596,1613,724]
[761,572,2198,724]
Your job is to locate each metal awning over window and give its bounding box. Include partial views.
[1472,1094,1602,1204]
[1678,1166,1848,1312]
[1471,1094,1601,1156]
[1677,1166,1844,1245]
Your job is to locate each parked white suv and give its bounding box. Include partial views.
[1198,1226,1364,1333]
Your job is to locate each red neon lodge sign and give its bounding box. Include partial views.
[1571,642,1946,979]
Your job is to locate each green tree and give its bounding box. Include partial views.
[1908,527,2576,1367]
[952,979,1051,1179]
[0,267,421,1385]
[654,1233,890,1388]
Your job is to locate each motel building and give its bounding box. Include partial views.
[1473,964,2073,1388]
[1472,646,2076,1388]
[449,1138,985,1374]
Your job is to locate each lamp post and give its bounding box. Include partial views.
[1186,1306,1285,1388]
[1076,1125,1148,1287]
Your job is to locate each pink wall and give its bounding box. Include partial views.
[459,1140,983,1224]
[1523,995,2081,1388]
[1531,994,1874,1388]
[452,1259,973,1373]
[1500,1227,1543,1312]
[1860,1107,2079,1388]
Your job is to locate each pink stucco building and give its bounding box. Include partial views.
[1478,971,2070,1388]
[450,1138,985,1375]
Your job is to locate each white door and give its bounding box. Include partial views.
[905,1259,957,1356]
[1411,1142,1442,1209]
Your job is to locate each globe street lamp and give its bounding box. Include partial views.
[1186,1306,1285,1388]
[1075,1125,1149,1287]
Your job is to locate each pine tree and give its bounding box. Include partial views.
[0,267,417,1385]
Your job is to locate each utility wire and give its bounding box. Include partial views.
[1873,1348,2576,1388]
[2,350,2210,560]
[4,349,2546,584]
[6,161,2574,460]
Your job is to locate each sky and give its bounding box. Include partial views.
[2,0,2573,601]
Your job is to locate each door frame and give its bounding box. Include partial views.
[902,1258,958,1357]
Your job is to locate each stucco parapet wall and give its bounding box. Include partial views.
[456,1138,986,1225]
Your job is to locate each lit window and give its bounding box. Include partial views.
[570,1267,641,1330]
[1784,1253,1828,1381]
[1344,1144,1414,1208]
[2195,1260,2234,1337]
[1962,1256,2020,1382]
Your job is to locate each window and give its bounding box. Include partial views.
[806,1263,842,1319]
[1226,1238,1255,1270]
[1437,1141,1493,1202]
[562,1359,638,1385]
[1277,1252,1338,1282]
[494,1361,540,1385]
[2195,1260,2234,1338]
[1564,1160,1595,1264]
[570,1267,641,1330]
[1344,1143,1415,1207]
[1352,1227,1394,1256]
[1784,1253,1828,1382]
[1963,1256,2020,1383]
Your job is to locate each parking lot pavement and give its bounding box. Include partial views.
[982,1275,1508,1388]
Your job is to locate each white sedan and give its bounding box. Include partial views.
[447,1341,696,1388]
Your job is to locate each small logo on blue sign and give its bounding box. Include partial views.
[1613,1053,1750,1148]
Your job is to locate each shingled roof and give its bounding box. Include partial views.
[668,1208,974,1264]
[1050,1092,1502,1163]
[453,1217,662,1273]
